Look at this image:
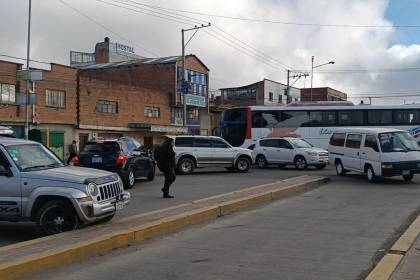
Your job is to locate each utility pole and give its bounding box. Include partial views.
[24,0,32,139]
[287,71,309,104]
[286,69,290,104]
[310,55,314,102]
[181,23,211,127]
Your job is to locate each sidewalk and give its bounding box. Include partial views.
[391,233,420,280]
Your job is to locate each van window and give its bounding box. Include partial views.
[364,135,379,152]
[330,133,346,146]
[175,137,193,147]
[345,134,362,149]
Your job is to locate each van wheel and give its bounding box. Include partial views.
[335,160,346,176]
[294,156,307,170]
[177,157,195,175]
[366,165,377,183]
[235,157,251,173]
[403,174,414,182]
[256,155,267,168]
[36,200,79,235]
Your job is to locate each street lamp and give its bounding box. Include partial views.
[310,56,335,101]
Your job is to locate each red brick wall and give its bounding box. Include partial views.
[0,60,24,122]
[79,77,171,128]
[183,55,209,73]
[300,88,328,101]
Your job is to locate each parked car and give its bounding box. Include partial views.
[74,137,155,189]
[169,135,254,175]
[0,137,130,235]
[0,126,14,138]
[254,137,329,170]
[329,128,420,182]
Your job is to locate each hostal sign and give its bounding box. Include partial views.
[116,43,134,54]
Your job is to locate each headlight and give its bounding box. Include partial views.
[306,151,318,156]
[87,182,99,196]
[381,164,393,169]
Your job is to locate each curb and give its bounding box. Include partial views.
[0,176,327,280]
[365,215,420,280]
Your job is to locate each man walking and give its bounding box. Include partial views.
[67,140,78,165]
[155,137,176,198]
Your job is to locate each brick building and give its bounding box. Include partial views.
[300,87,347,102]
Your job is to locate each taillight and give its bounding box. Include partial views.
[116,155,127,166]
[72,155,80,166]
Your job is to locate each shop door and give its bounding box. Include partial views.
[144,137,153,150]
[78,133,89,151]
[49,131,65,160]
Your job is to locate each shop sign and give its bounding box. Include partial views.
[116,43,135,54]
[150,125,188,134]
[17,70,43,81]
[185,94,206,107]
[128,123,151,129]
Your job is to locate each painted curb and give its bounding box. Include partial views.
[0,176,327,280]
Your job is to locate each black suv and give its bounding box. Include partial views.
[74,137,155,189]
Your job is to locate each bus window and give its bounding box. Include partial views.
[368,110,392,125]
[252,111,280,128]
[338,111,364,125]
[309,111,336,126]
[280,111,310,127]
[394,110,420,124]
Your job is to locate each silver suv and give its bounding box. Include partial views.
[171,135,254,174]
[0,137,130,235]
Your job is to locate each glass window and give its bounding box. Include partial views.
[330,133,346,146]
[364,135,379,152]
[278,95,283,104]
[211,139,229,148]
[280,111,310,128]
[338,111,364,125]
[97,100,118,114]
[309,111,336,126]
[368,111,392,124]
[345,134,362,149]
[188,108,199,121]
[144,106,160,118]
[46,90,66,108]
[193,138,211,147]
[0,151,10,168]
[278,139,293,149]
[288,138,313,148]
[252,111,280,128]
[175,137,193,147]
[0,83,16,104]
[269,92,273,101]
[260,139,278,147]
[379,132,420,153]
[82,142,120,154]
[394,110,420,124]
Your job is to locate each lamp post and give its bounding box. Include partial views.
[24,0,32,139]
[310,56,335,101]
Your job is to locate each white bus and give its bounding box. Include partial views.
[219,103,420,149]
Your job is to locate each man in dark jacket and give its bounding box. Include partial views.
[67,140,78,165]
[155,137,176,198]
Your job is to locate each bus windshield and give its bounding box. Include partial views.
[378,132,420,153]
[220,108,248,147]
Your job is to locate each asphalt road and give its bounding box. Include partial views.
[0,166,330,246]
[26,169,420,280]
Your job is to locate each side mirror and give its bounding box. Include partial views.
[0,165,12,177]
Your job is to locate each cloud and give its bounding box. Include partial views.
[1,0,420,104]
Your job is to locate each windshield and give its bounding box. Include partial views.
[6,144,63,171]
[288,138,313,148]
[378,132,420,153]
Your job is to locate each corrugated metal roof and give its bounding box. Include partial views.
[81,56,182,70]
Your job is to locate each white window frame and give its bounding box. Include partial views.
[144,106,160,118]
[46,89,66,108]
[0,83,16,104]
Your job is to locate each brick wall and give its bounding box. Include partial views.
[0,60,23,122]
[78,76,171,128]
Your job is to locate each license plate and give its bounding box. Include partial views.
[92,157,102,163]
[402,170,410,175]
[115,201,124,211]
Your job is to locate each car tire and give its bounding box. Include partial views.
[256,155,267,169]
[294,156,307,170]
[35,200,79,236]
[335,160,346,176]
[124,168,135,189]
[366,165,377,183]
[316,164,326,170]
[177,157,195,175]
[403,173,414,182]
[147,165,155,181]
[235,156,251,173]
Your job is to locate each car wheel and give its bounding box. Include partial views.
[335,160,346,176]
[316,164,326,170]
[366,165,377,183]
[147,165,155,181]
[124,168,135,189]
[403,173,414,182]
[235,157,251,173]
[256,155,267,169]
[178,157,195,175]
[36,200,79,235]
[294,156,307,170]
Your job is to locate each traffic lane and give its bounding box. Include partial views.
[0,166,331,246]
[26,175,420,280]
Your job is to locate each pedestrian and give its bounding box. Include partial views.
[155,137,176,198]
[67,140,78,165]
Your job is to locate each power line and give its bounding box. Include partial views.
[0,54,50,65]
[60,0,159,57]
[106,0,420,29]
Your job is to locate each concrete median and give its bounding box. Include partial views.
[0,175,328,280]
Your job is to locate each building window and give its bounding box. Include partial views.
[144,106,160,118]
[269,92,273,102]
[46,89,65,108]
[0,83,16,104]
[97,100,118,114]
[187,108,199,121]
[278,95,283,104]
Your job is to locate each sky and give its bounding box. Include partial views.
[1,0,420,105]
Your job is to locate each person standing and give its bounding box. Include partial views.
[67,140,78,165]
[155,137,176,198]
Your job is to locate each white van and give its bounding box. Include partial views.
[328,128,420,182]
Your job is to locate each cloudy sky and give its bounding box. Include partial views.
[1,0,420,104]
